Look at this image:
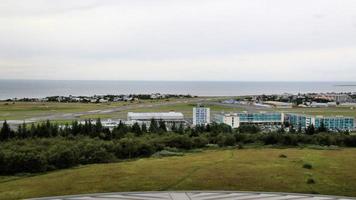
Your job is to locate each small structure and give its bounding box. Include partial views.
[264,101,293,108]
[310,102,329,108]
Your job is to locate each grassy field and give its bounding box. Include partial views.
[0,101,128,120]
[0,98,212,121]
[1,148,356,199]
[1,99,355,123]
[78,103,245,120]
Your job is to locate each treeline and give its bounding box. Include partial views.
[0,119,335,141]
[1,120,356,175]
[0,119,188,141]
[0,135,207,174]
[1,131,356,175]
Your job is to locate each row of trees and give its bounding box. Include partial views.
[1,131,356,174]
[0,119,232,141]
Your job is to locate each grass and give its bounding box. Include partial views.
[0,97,222,121]
[0,102,127,120]
[1,99,355,122]
[1,148,356,199]
[78,103,243,120]
[0,99,174,121]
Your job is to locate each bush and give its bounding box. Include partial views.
[192,136,208,148]
[48,146,79,169]
[161,134,193,149]
[152,150,184,157]
[307,178,316,184]
[303,163,313,169]
[216,133,236,147]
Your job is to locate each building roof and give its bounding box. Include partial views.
[127,112,184,120]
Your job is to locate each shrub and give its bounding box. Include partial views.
[48,146,79,169]
[303,163,313,169]
[307,178,316,184]
[279,154,287,158]
[216,133,236,147]
[192,136,208,148]
[152,150,184,157]
[161,134,193,149]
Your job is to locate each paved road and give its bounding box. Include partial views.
[29,191,356,200]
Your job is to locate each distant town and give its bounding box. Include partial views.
[223,92,356,108]
[2,92,356,133]
[2,93,195,103]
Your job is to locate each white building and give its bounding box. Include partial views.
[214,112,284,129]
[264,101,293,108]
[127,112,186,127]
[193,106,210,126]
[310,102,329,108]
[214,113,240,128]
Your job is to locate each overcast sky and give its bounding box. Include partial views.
[0,0,356,81]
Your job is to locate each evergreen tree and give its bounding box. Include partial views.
[171,122,177,132]
[306,124,315,135]
[158,120,167,133]
[297,125,302,134]
[45,120,52,137]
[0,121,12,141]
[277,126,285,134]
[113,121,128,138]
[149,118,159,133]
[141,123,148,133]
[177,123,184,134]
[17,122,28,139]
[71,120,80,136]
[317,121,327,133]
[131,122,142,136]
[289,125,296,134]
[30,123,36,137]
[95,118,103,134]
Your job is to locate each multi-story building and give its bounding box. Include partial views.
[193,106,210,126]
[214,113,240,128]
[214,112,284,128]
[127,112,186,127]
[285,113,355,131]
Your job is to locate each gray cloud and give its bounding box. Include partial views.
[0,0,356,81]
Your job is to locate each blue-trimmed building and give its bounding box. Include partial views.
[214,112,284,128]
[238,112,284,124]
[193,106,210,126]
[285,113,355,132]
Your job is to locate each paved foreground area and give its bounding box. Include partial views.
[30,192,356,200]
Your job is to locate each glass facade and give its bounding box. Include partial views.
[314,117,354,131]
[286,113,355,131]
[238,113,283,123]
[193,107,210,125]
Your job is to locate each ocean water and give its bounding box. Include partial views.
[0,80,356,99]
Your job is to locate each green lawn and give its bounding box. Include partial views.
[1,148,356,199]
